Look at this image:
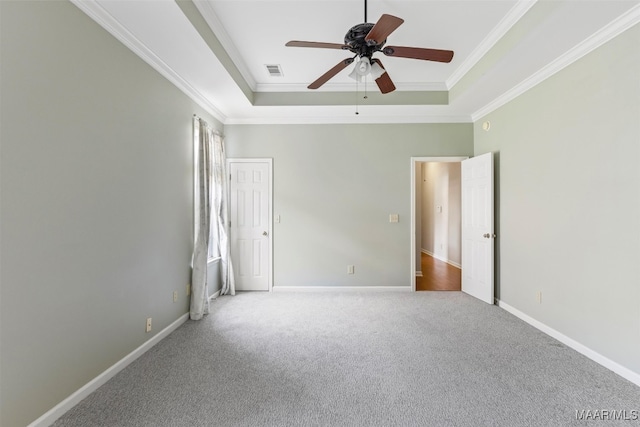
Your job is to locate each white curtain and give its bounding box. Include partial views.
[191,117,235,320]
[212,132,235,296]
[190,118,212,320]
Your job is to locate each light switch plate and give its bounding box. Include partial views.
[389,214,399,223]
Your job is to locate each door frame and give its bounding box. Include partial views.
[227,158,274,292]
[410,156,468,291]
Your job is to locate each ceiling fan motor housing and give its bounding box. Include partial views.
[344,23,385,57]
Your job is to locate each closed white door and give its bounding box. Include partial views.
[461,153,494,304]
[229,160,271,291]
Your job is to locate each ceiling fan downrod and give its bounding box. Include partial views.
[364,0,367,23]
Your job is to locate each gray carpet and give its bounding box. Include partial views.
[54,292,640,426]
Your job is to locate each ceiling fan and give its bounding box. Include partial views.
[285,0,454,94]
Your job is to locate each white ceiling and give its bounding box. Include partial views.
[73,0,640,124]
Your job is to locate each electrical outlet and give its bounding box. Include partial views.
[173,291,178,303]
[347,265,355,275]
[536,291,542,304]
[186,283,191,296]
[146,317,152,333]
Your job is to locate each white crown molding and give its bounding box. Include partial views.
[472,3,640,121]
[446,0,538,90]
[70,0,227,124]
[193,0,258,91]
[255,81,449,93]
[225,114,472,125]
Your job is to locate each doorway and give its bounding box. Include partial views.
[410,157,466,291]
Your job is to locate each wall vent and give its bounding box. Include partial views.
[265,64,283,77]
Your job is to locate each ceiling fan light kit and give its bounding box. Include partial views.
[347,65,364,82]
[347,57,386,82]
[285,0,454,94]
[355,57,371,76]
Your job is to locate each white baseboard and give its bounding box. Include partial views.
[28,313,190,427]
[208,289,221,301]
[421,249,462,269]
[273,286,412,292]
[497,300,640,387]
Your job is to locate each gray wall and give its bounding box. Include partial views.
[0,1,221,425]
[225,124,473,288]
[474,24,640,375]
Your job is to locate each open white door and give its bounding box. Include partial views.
[461,153,494,304]
[228,159,272,291]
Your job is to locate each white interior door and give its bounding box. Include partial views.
[461,153,494,304]
[229,160,272,291]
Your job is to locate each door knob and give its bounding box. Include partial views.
[483,233,496,238]
[262,231,268,236]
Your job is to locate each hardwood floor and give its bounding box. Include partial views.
[416,253,461,291]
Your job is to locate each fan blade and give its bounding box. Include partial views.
[383,46,454,63]
[286,41,349,50]
[365,14,404,45]
[308,58,355,89]
[371,59,396,94]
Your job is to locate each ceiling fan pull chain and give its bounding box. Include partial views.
[355,79,360,115]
